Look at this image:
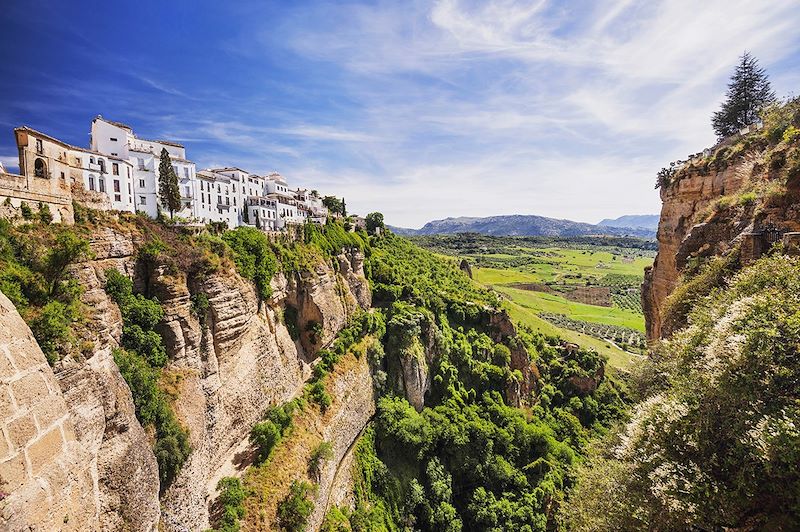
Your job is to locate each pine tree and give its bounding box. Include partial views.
[157,148,181,219]
[712,52,776,139]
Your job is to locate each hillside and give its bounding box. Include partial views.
[390,214,656,238]
[565,97,800,531]
[597,214,659,231]
[0,211,626,531]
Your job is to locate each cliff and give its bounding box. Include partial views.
[0,219,371,532]
[644,103,800,340]
[159,248,370,531]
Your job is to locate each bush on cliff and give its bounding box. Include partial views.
[105,268,190,488]
[222,226,278,300]
[278,480,316,532]
[564,254,800,530]
[0,221,90,363]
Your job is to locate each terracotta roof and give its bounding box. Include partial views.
[94,116,132,131]
[15,126,130,163]
[152,139,184,148]
[208,166,251,174]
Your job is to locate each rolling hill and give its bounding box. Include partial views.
[389,214,655,238]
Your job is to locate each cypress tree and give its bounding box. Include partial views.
[157,148,181,219]
[711,52,775,139]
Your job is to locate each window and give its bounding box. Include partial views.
[99,160,106,173]
[112,163,119,175]
[111,152,118,157]
[34,158,46,178]
[140,196,146,205]
[113,180,120,193]
[60,172,65,179]
[35,139,43,153]
[115,194,121,202]
[110,137,117,142]
[139,179,145,188]
[184,167,189,178]
[89,176,95,191]
[90,156,95,164]
[99,177,106,193]
[128,183,131,195]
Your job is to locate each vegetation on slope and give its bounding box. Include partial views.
[105,268,191,488]
[565,253,800,530]
[0,219,91,364]
[322,232,628,531]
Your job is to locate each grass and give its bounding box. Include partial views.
[501,299,637,369]
[241,346,369,530]
[494,285,644,331]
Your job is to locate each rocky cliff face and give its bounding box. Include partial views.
[0,226,162,532]
[0,220,372,532]
[160,249,371,532]
[643,149,800,341]
[0,290,99,530]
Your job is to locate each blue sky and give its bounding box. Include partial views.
[1,0,799,227]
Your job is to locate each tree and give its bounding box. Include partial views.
[712,52,776,138]
[157,148,181,219]
[365,212,385,235]
[322,196,344,216]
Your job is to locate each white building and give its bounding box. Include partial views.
[191,170,237,226]
[11,117,335,232]
[73,149,135,212]
[91,116,196,218]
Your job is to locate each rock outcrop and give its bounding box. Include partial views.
[1,218,373,532]
[159,250,371,532]
[643,152,800,341]
[0,290,98,530]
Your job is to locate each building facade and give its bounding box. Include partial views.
[6,117,331,231]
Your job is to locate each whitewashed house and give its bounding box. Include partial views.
[91,116,196,218]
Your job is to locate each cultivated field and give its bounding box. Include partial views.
[411,234,656,368]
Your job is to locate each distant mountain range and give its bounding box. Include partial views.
[389,214,657,238]
[597,214,660,232]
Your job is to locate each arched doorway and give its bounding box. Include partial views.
[34,158,47,178]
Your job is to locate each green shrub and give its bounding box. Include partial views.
[215,477,247,532]
[38,202,52,224]
[113,348,190,488]
[250,420,282,463]
[278,480,316,532]
[29,301,72,364]
[222,227,277,300]
[20,201,33,220]
[190,292,210,319]
[309,382,332,412]
[309,441,334,479]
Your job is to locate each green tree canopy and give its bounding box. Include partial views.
[157,148,181,219]
[365,212,385,234]
[712,52,776,138]
[322,195,345,216]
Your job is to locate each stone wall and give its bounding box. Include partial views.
[0,290,97,530]
[0,171,74,224]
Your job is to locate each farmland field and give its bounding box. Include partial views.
[411,233,656,368]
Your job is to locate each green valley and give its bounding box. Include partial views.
[412,234,655,367]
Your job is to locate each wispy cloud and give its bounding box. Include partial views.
[2,0,799,227]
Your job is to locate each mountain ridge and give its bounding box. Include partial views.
[389,214,655,238]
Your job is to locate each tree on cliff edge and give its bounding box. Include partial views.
[157,148,181,219]
[712,52,775,138]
